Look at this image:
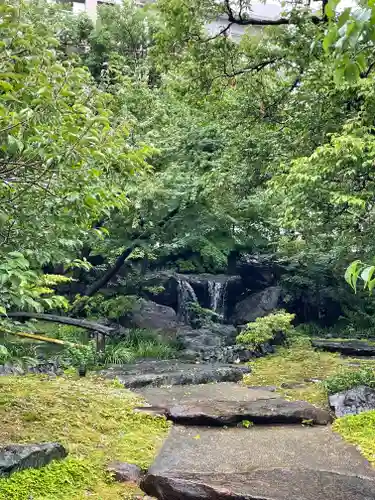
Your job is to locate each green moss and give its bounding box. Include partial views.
[243,338,375,407]
[0,375,170,499]
[333,411,375,466]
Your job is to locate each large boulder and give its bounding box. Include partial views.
[120,299,180,337]
[141,272,179,310]
[231,286,282,325]
[329,385,375,417]
[0,443,67,477]
[228,253,280,289]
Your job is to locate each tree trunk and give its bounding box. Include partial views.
[81,204,182,299]
[4,312,113,336]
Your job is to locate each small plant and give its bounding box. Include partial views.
[0,345,10,364]
[236,310,295,349]
[324,368,375,394]
[302,419,314,427]
[241,419,254,428]
[144,285,165,295]
[64,344,96,368]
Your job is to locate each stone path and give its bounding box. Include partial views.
[101,360,250,388]
[135,382,375,499]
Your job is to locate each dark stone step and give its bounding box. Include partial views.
[100,360,250,389]
[141,425,375,500]
[137,398,332,426]
[311,339,375,357]
[141,469,375,500]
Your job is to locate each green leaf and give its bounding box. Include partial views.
[7,135,23,154]
[356,53,367,72]
[345,260,362,292]
[361,266,375,288]
[344,61,360,83]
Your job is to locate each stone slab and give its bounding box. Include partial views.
[101,360,250,389]
[136,382,278,407]
[164,398,332,426]
[141,426,375,499]
[312,339,375,356]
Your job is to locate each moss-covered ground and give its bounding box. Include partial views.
[243,337,375,466]
[0,375,170,499]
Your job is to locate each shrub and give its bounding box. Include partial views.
[324,368,375,394]
[236,310,295,348]
[64,344,96,368]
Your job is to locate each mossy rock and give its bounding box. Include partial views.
[0,375,170,499]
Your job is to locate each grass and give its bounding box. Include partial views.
[333,411,375,466]
[0,374,170,499]
[243,337,375,407]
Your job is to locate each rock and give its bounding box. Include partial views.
[100,360,250,389]
[120,299,180,337]
[142,469,375,500]
[141,425,375,500]
[329,385,375,417]
[136,382,278,408]
[312,339,375,357]
[0,363,24,376]
[177,324,237,351]
[281,382,306,389]
[229,253,279,289]
[135,383,330,426]
[141,272,179,310]
[0,442,67,477]
[107,461,143,484]
[0,362,63,377]
[179,344,273,364]
[161,398,331,426]
[231,286,282,325]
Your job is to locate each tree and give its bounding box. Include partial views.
[0,0,153,311]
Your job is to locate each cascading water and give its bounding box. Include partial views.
[207,279,227,319]
[177,278,198,323]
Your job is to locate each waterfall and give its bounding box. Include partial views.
[207,280,227,317]
[177,278,198,322]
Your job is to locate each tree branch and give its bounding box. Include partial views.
[81,204,182,299]
[4,312,114,335]
[223,0,323,26]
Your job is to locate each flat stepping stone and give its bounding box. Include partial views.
[137,382,278,406]
[136,383,331,426]
[162,398,332,426]
[101,360,250,389]
[141,426,375,499]
[312,339,375,356]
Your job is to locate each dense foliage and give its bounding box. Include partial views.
[1,0,375,328]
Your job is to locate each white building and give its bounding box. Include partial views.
[72,0,288,39]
